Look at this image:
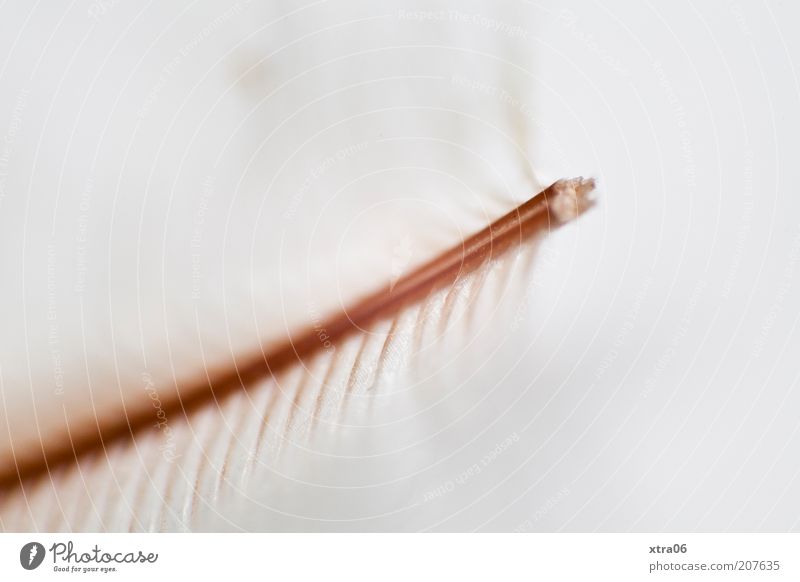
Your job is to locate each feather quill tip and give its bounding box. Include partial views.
[548,176,596,224]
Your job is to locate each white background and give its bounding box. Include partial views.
[0,0,799,532]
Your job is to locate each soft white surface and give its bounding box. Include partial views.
[1,0,799,531]
[0,0,538,464]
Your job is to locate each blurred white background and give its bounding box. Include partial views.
[0,0,799,531]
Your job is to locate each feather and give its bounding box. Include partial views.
[0,0,542,475]
[1,217,580,531]
[0,0,562,531]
